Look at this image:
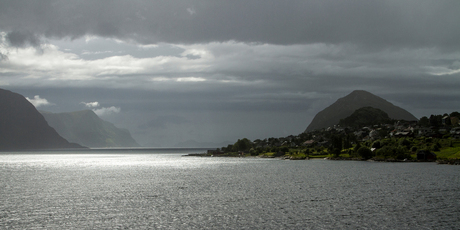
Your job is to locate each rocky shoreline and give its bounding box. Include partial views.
[436,159,460,165]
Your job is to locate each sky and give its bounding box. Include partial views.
[1,0,459,147]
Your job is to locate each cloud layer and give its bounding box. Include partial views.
[1,1,459,49]
[1,1,460,146]
[93,106,121,116]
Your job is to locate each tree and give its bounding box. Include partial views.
[343,134,353,149]
[419,116,430,127]
[270,147,279,153]
[399,138,410,146]
[223,144,233,153]
[280,146,289,154]
[429,114,442,127]
[371,140,382,149]
[331,134,343,150]
[375,145,410,160]
[450,111,460,117]
[329,134,343,157]
[232,138,252,152]
[357,146,373,159]
[353,142,362,153]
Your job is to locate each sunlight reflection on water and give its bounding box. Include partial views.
[0,151,255,168]
[1,150,459,229]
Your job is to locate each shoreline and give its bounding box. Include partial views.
[182,152,458,164]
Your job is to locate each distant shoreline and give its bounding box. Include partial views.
[182,152,460,165]
[0,147,215,154]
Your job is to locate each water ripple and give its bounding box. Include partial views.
[1,152,459,229]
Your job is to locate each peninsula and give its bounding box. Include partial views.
[192,91,460,164]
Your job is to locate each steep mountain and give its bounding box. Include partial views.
[305,90,418,132]
[0,88,85,150]
[41,110,140,148]
[338,107,392,128]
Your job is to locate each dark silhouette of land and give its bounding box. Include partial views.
[41,110,140,148]
[305,90,417,132]
[0,88,85,151]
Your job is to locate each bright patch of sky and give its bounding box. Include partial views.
[50,37,184,60]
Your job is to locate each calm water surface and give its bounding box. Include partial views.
[1,149,459,229]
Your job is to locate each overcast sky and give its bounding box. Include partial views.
[1,0,459,147]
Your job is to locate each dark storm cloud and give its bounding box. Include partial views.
[5,30,41,48]
[1,0,459,48]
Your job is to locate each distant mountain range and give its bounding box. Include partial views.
[305,90,418,132]
[0,88,84,150]
[41,110,140,148]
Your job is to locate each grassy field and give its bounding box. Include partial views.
[435,146,460,159]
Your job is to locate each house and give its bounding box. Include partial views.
[354,130,367,139]
[369,130,379,139]
[303,140,315,146]
[451,127,460,135]
[416,150,437,161]
[392,131,411,138]
[451,127,460,138]
[417,127,432,136]
[438,128,448,134]
[442,116,450,125]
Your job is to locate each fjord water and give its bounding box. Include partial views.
[1,149,459,229]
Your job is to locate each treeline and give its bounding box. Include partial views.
[418,112,460,127]
[216,111,460,160]
[219,134,454,160]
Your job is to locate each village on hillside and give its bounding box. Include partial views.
[205,112,460,164]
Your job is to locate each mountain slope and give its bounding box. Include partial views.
[305,90,417,132]
[41,110,140,148]
[0,88,85,150]
[338,107,392,128]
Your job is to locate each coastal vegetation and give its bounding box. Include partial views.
[207,110,460,164]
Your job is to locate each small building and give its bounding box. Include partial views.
[442,116,450,125]
[317,141,329,147]
[417,127,432,136]
[369,130,379,139]
[416,150,437,161]
[302,140,315,146]
[451,127,460,135]
[393,131,411,137]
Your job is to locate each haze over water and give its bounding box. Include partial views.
[1,149,459,229]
